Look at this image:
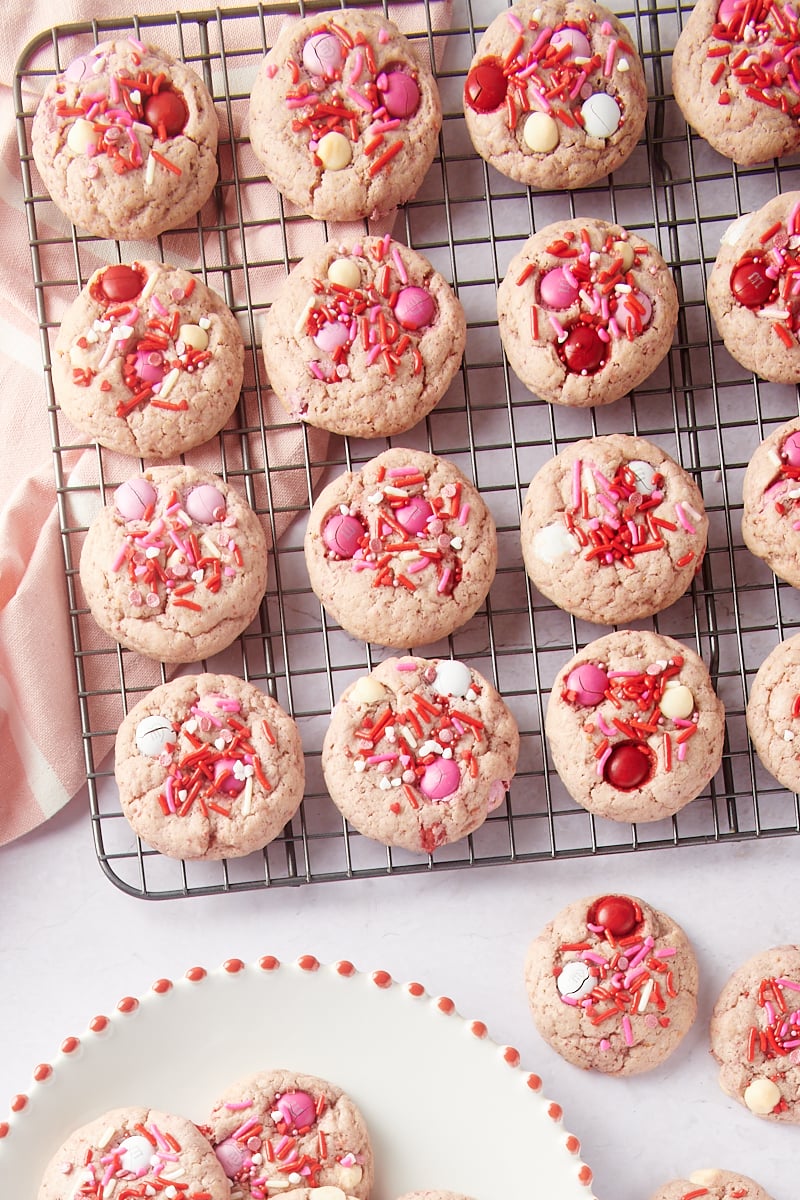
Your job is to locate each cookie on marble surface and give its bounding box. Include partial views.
[742,416,800,588]
[520,434,708,625]
[707,193,800,382]
[545,629,724,822]
[524,892,699,1074]
[38,1106,231,1200]
[115,673,304,859]
[208,1069,373,1198]
[32,39,218,241]
[262,235,465,439]
[53,261,244,458]
[248,10,441,222]
[710,945,800,1123]
[305,448,497,648]
[322,656,519,854]
[746,633,800,794]
[674,0,800,167]
[463,0,647,191]
[649,1168,775,1200]
[80,465,267,663]
[497,218,677,407]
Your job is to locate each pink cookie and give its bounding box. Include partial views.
[263,236,465,439]
[322,655,519,854]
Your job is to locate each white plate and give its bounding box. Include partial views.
[0,955,596,1200]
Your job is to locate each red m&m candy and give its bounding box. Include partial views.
[602,741,653,791]
[464,59,508,113]
[730,256,774,309]
[588,894,642,937]
[144,89,188,138]
[98,264,144,303]
[561,325,606,374]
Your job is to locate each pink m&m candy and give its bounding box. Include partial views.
[382,70,420,118]
[565,663,609,707]
[396,495,433,534]
[550,27,592,60]
[783,431,800,467]
[718,0,738,22]
[628,289,652,329]
[214,758,245,796]
[395,286,435,330]
[186,484,226,524]
[313,320,350,354]
[540,267,579,309]
[302,32,343,78]
[275,1090,316,1129]
[134,349,166,384]
[64,53,94,82]
[115,477,156,521]
[215,1137,249,1177]
[420,757,460,800]
[323,513,363,558]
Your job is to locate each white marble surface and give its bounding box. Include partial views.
[1,786,795,1200]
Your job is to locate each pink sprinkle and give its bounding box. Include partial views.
[677,743,686,761]
[151,295,168,317]
[549,314,567,338]
[378,27,390,43]
[437,566,453,594]
[605,39,618,76]
[388,465,417,476]
[531,26,553,56]
[391,246,409,284]
[597,746,612,777]
[458,504,470,526]
[528,83,552,114]
[407,557,431,573]
[451,717,466,735]
[346,85,374,112]
[349,50,364,84]
[652,947,677,959]
[581,950,607,965]
[396,660,418,670]
[599,1038,611,1052]
[560,995,579,1006]
[790,201,800,235]
[609,317,621,339]
[128,36,146,52]
[596,712,615,738]
[600,20,613,34]
[597,326,610,343]
[367,754,399,764]
[266,63,278,78]
[370,118,402,133]
[149,1124,170,1152]
[569,69,589,100]
[622,1015,633,1046]
[506,10,524,31]
[309,361,325,380]
[231,1117,258,1141]
[111,543,130,573]
[674,502,696,534]
[165,776,176,813]
[109,75,119,102]
[776,978,800,991]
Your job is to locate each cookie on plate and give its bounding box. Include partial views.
[248,10,441,222]
[80,466,267,663]
[463,0,647,190]
[674,1,800,166]
[305,448,497,647]
[53,260,244,458]
[497,218,677,407]
[32,39,218,240]
[115,673,304,859]
[707,193,800,382]
[208,1069,373,1198]
[649,1169,775,1200]
[746,633,800,794]
[524,893,699,1074]
[322,656,519,854]
[262,235,465,438]
[37,1106,231,1200]
[742,416,800,587]
[520,434,708,625]
[710,945,800,1122]
[546,630,724,822]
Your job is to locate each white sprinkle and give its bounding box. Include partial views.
[353,759,366,773]
[158,367,181,398]
[617,57,629,72]
[450,536,464,550]
[198,316,211,330]
[379,776,392,790]
[145,546,161,559]
[145,152,156,187]
[391,777,402,787]
[367,491,384,504]
[784,729,795,742]
[214,737,226,751]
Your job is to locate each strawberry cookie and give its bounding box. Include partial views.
[262,235,465,438]
[546,630,725,823]
[249,10,441,221]
[464,0,647,190]
[322,656,519,854]
[80,466,267,663]
[524,893,699,1074]
[53,261,244,458]
[32,39,218,240]
[497,218,677,407]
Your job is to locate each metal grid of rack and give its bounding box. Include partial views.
[13,0,800,900]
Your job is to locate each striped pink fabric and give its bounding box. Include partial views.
[0,0,451,845]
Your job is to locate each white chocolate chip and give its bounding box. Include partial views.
[532,522,580,564]
[317,130,352,171]
[328,258,362,289]
[66,117,100,154]
[743,1077,781,1114]
[660,684,694,721]
[178,323,209,351]
[348,676,389,706]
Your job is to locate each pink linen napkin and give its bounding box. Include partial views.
[0,0,451,846]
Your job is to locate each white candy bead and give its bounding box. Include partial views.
[532,523,580,564]
[433,660,472,697]
[135,714,173,757]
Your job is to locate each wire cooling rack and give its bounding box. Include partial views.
[14,0,800,900]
